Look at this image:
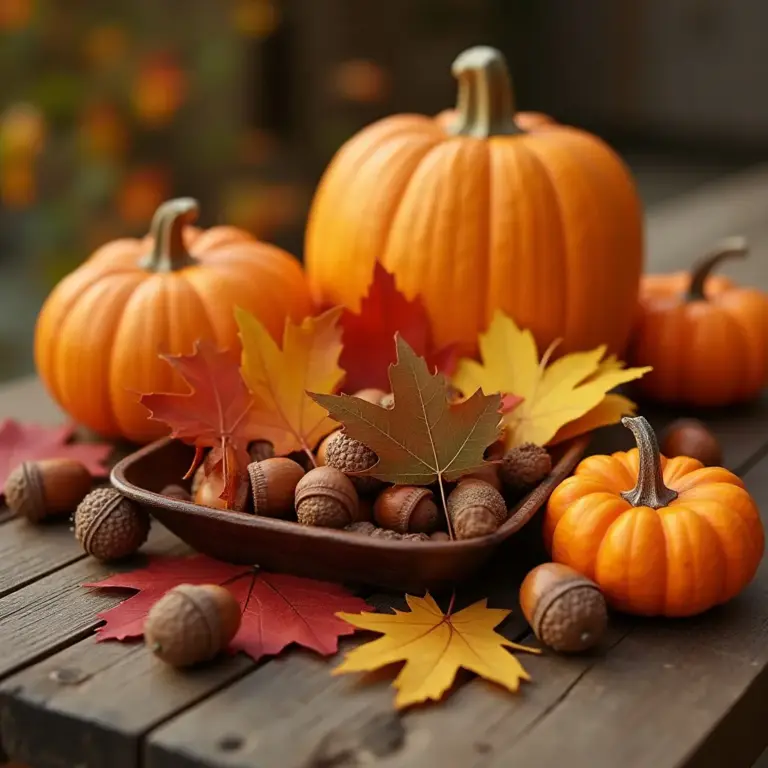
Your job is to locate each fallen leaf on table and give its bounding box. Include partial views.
[139,340,260,506]
[452,311,651,449]
[85,554,369,661]
[310,335,501,533]
[335,593,539,709]
[339,263,456,393]
[0,419,111,494]
[236,306,345,460]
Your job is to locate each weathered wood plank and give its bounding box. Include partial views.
[0,525,183,684]
[0,517,85,599]
[0,639,252,768]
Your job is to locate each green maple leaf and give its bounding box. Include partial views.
[309,335,502,489]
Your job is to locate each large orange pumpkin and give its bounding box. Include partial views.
[627,237,768,406]
[544,416,764,617]
[34,198,313,443]
[305,46,643,358]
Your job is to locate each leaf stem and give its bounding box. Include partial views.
[301,439,318,468]
[445,589,457,618]
[436,475,455,540]
[241,566,260,615]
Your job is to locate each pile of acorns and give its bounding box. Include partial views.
[173,387,555,542]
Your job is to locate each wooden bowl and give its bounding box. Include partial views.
[111,435,589,592]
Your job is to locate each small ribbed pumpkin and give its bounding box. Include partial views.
[544,416,764,617]
[34,198,313,443]
[627,237,768,407]
[305,45,643,358]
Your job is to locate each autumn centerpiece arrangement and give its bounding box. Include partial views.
[2,43,766,711]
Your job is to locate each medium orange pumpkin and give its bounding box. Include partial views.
[627,237,768,407]
[305,46,643,358]
[544,416,763,617]
[34,198,313,443]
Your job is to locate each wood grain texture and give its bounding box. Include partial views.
[0,639,252,768]
[0,525,182,683]
[0,517,85,599]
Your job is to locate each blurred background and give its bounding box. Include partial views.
[1,0,767,383]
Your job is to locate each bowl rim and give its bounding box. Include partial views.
[110,433,590,552]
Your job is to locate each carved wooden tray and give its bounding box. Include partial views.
[111,435,589,592]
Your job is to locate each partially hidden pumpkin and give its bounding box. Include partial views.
[627,236,768,407]
[544,415,764,617]
[34,198,313,443]
[305,45,643,358]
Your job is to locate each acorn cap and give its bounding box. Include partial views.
[145,584,241,667]
[501,443,552,492]
[4,462,44,521]
[324,431,384,495]
[74,487,150,561]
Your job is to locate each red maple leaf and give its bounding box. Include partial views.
[0,419,111,494]
[139,340,260,506]
[339,263,455,392]
[84,554,370,660]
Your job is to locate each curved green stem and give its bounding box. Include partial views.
[620,416,678,509]
[447,46,523,138]
[141,197,200,272]
[686,236,748,301]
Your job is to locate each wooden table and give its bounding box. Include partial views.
[2,167,768,768]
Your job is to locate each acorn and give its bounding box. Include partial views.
[520,563,608,653]
[373,485,439,534]
[295,466,362,528]
[323,430,384,495]
[74,487,150,561]
[4,458,93,522]
[461,462,503,493]
[160,484,192,502]
[446,478,508,539]
[659,418,722,467]
[247,457,305,518]
[193,467,250,512]
[380,392,395,410]
[500,443,552,493]
[144,584,241,668]
[315,429,340,467]
[352,388,388,405]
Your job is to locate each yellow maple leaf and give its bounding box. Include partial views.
[335,593,538,709]
[235,305,344,458]
[549,393,637,445]
[453,311,651,449]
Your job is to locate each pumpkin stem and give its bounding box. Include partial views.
[142,197,200,272]
[620,416,678,509]
[447,46,523,138]
[686,236,748,301]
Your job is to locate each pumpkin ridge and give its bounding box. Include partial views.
[378,139,451,292]
[108,275,177,440]
[55,272,147,435]
[719,302,760,402]
[497,139,568,347]
[684,501,732,604]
